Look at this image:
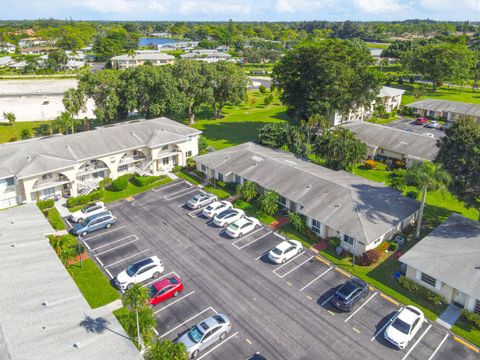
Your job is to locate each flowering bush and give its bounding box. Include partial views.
[364,159,377,169]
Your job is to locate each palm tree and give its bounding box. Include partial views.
[405,162,452,239]
[55,111,74,134]
[259,190,280,215]
[300,114,330,157]
[122,284,151,349]
[238,181,258,202]
[3,111,16,125]
[62,88,86,134]
[127,48,137,60]
[145,339,188,360]
[50,236,76,265]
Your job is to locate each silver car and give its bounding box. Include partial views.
[176,314,231,358]
[186,193,218,209]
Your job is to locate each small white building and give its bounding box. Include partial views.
[0,118,200,208]
[180,49,232,63]
[0,56,14,67]
[0,42,15,53]
[111,51,175,70]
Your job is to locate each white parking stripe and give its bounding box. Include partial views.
[196,331,240,360]
[371,311,400,341]
[273,252,305,274]
[104,248,150,268]
[231,227,265,246]
[344,292,378,322]
[105,268,114,279]
[165,188,203,201]
[160,307,215,338]
[153,291,196,314]
[428,333,449,360]
[90,234,137,252]
[65,218,72,227]
[142,271,179,288]
[255,250,270,261]
[151,181,189,192]
[82,241,91,250]
[279,256,314,278]
[300,267,333,291]
[152,327,159,335]
[234,230,273,250]
[273,232,286,240]
[401,324,432,360]
[94,236,140,256]
[84,225,126,240]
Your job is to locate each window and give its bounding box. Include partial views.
[421,272,436,287]
[235,175,241,184]
[201,165,207,172]
[475,300,480,315]
[312,219,321,234]
[343,235,355,245]
[186,151,192,158]
[217,173,224,182]
[162,157,169,165]
[279,196,286,206]
[5,177,14,186]
[41,173,53,180]
[161,145,168,150]
[118,164,128,172]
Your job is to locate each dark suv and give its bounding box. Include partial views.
[331,277,369,312]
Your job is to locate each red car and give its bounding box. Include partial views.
[415,117,428,125]
[148,276,184,306]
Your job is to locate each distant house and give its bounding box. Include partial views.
[0,56,14,67]
[111,51,175,69]
[400,214,480,314]
[18,37,49,48]
[0,42,15,53]
[331,86,405,125]
[341,121,439,167]
[20,47,55,55]
[369,48,383,62]
[406,99,480,123]
[194,142,420,256]
[64,60,85,70]
[180,49,232,63]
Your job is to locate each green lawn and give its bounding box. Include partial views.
[395,83,480,105]
[103,177,172,203]
[451,318,480,351]
[45,208,67,230]
[277,223,317,249]
[203,185,233,200]
[0,121,54,144]
[191,91,288,150]
[233,198,276,225]
[367,116,400,125]
[67,258,120,308]
[174,170,204,186]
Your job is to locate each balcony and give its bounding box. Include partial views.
[154,149,181,159]
[119,154,146,165]
[33,178,71,192]
[77,164,109,176]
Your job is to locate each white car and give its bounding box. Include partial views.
[70,202,106,223]
[225,216,261,238]
[268,240,303,264]
[115,256,164,290]
[186,193,218,210]
[384,305,425,349]
[212,209,244,227]
[202,201,232,218]
[425,120,439,129]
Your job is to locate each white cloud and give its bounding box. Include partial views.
[177,0,251,15]
[148,0,167,12]
[275,0,295,13]
[82,0,137,13]
[274,0,337,14]
[353,0,404,13]
[420,0,480,12]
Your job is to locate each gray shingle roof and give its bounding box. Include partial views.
[407,99,480,118]
[194,143,420,244]
[0,117,200,179]
[379,86,405,98]
[341,121,439,161]
[400,214,480,300]
[111,53,174,61]
[0,204,142,360]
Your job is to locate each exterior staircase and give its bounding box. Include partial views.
[78,179,99,196]
[135,159,153,176]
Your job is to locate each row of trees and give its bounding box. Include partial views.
[76,61,247,124]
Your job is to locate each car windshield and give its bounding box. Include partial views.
[338,282,356,298]
[272,247,283,255]
[230,223,240,230]
[149,285,157,298]
[188,325,204,344]
[192,195,203,202]
[126,261,145,277]
[392,317,411,335]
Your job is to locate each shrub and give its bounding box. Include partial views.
[356,249,381,266]
[132,174,161,187]
[377,241,390,253]
[186,158,196,170]
[327,237,341,248]
[66,190,104,208]
[288,212,305,232]
[224,182,237,192]
[99,177,112,190]
[172,165,183,173]
[9,136,17,142]
[406,190,418,199]
[364,159,377,169]
[111,174,130,192]
[398,275,420,293]
[215,180,226,188]
[463,310,480,329]
[259,85,267,94]
[193,170,206,179]
[37,199,54,210]
[388,169,406,191]
[388,241,399,252]
[395,160,406,169]
[426,291,447,306]
[46,208,66,230]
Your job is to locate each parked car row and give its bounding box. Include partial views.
[70,202,117,237]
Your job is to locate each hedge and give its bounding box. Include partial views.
[131,174,162,187]
[66,190,104,208]
[356,249,381,266]
[45,208,66,230]
[111,174,130,192]
[37,199,54,210]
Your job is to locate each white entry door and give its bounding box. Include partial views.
[453,290,467,307]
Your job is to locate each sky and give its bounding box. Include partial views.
[1,0,480,21]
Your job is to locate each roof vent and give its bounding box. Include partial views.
[10,242,16,247]
[334,203,341,208]
[73,342,80,349]
[306,184,311,189]
[26,155,31,161]
[42,300,48,307]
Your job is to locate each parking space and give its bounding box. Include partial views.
[76,179,479,360]
[387,118,445,139]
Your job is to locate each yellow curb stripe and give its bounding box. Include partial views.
[328,310,335,316]
[246,339,252,345]
[334,267,351,278]
[454,337,480,353]
[352,327,361,334]
[315,256,330,266]
[379,293,400,307]
[306,295,313,300]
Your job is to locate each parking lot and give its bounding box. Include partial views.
[72,179,478,359]
[387,118,445,139]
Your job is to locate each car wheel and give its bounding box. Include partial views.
[173,291,179,297]
[126,283,133,290]
[191,350,199,359]
[281,258,286,264]
[106,223,112,228]
[219,331,227,340]
[78,218,84,223]
[81,231,88,237]
[297,248,302,254]
[152,272,160,278]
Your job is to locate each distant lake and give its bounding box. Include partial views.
[139,37,178,47]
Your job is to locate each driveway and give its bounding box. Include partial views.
[386,118,445,139]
